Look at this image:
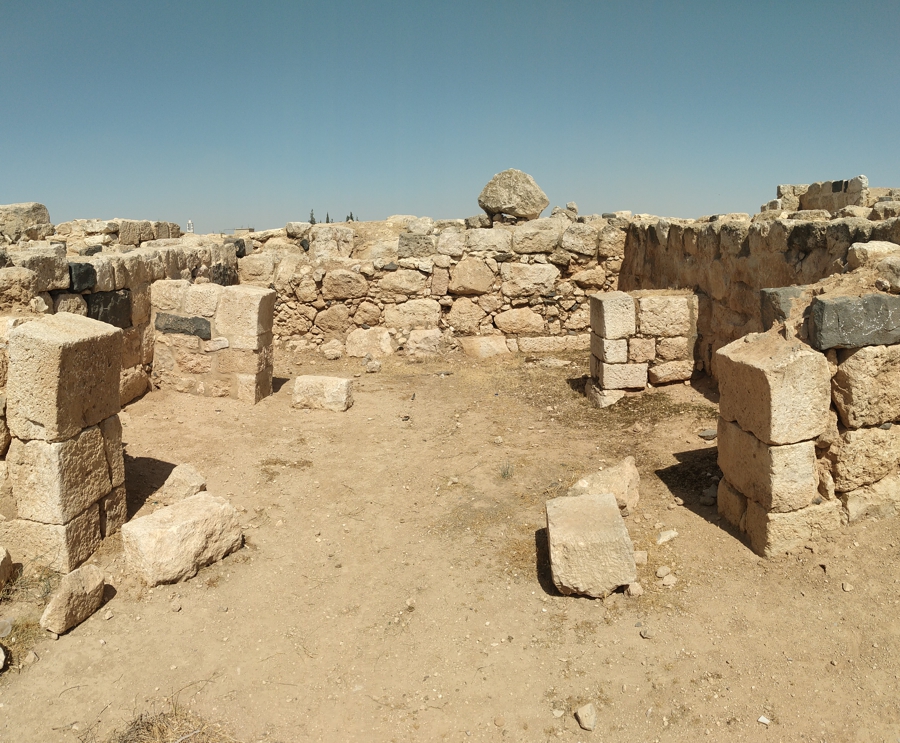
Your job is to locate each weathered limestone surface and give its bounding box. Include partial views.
[345,327,394,358]
[478,169,549,220]
[546,492,636,598]
[39,564,105,634]
[458,336,510,359]
[590,292,635,340]
[717,418,818,513]
[832,345,900,429]
[0,506,101,573]
[598,362,647,390]
[8,426,111,524]
[121,493,242,586]
[717,478,748,530]
[292,376,353,412]
[7,314,122,442]
[155,464,207,505]
[841,472,900,523]
[745,499,842,557]
[830,426,900,492]
[716,332,831,445]
[566,457,640,512]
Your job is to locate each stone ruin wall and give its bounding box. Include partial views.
[619,207,900,376]
[235,209,630,356]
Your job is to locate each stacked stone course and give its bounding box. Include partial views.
[588,290,698,391]
[0,314,125,572]
[150,281,276,404]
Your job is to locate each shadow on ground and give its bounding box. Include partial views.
[124,455,177,516]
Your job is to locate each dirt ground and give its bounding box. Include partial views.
[1,347,899,743]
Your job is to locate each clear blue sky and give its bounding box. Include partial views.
[2,1,898,234]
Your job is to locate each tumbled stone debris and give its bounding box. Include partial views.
[291,376,353,412]
[121,493,242,586]
[39,564,105,635]
[546,492,636,598]
[567,456,640,512]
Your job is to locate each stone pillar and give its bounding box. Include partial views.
[151,281,275,403]
[715,331,839,556]
[588,290,697,403]
[0,314,125,572]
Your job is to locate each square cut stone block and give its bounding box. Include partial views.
[184,283,224,318]
[7,314,122,442]
[591,335,627,363]
[122,493,242,586]
[717,418,818,513]
[0,506,101,573]
[716,331,831,445]
[649,360,694,384]
[598,362,647,390]
[292,376,353,412]
[214,285,276,342]
[656,336,691,361]
[150,279,190,312]
[745,499,841,557]
[546,492,636,598]
[8,426,112,524]
[841,472,900,523]
[628,337,655,363]
[589,292,635,340]
[717,478,747,531]
[832,345,900,429]
[236,369,273,404]
[636,294,697,337]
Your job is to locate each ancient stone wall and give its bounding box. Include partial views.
[619,212,900,374]
[235,210,630,355]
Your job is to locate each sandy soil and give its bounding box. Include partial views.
[0,348,899,743]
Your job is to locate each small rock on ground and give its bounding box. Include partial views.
[626,582,644,597]
[656,566,671,578]
[657,529,678,545]
[575,702,597,731]
[662,574,678,587]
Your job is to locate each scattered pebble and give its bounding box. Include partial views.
[698,429,717,441]
[494,716,505,727]
[842,582,854,592]
[640,628,655,639]
[575,702,597,731]
[170,601,182,613]
[661,574,678,587]
[0,646,6,670]
[656,566,671,578]
[23,650,38,665]
[674,497,684,506]
[494,436,503,445]
[552,709,565,718]
[48,632,58,640]
[103,609,113,621]
[626,582,644,598]
[758,716,771,726]
[657,529,678,545]
[365,360,382,374]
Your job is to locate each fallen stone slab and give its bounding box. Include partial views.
[546,492,636,598]
[458,336,510,359]
[156,463,207,504]
[808,293,900,350]
[121,493,243,586]
[567,456,640,512]
[291,376,353,412]
[39,564,105,634]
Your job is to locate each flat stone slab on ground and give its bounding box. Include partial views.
[291,376,354,412]
[546,492,636,598]
[121,493,243,586]
[39,564,105,634]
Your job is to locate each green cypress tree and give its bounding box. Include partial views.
[309,209,316,225]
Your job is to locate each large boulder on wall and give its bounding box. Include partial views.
[478,169,549,221]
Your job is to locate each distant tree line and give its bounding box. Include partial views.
[308,210,357,225]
